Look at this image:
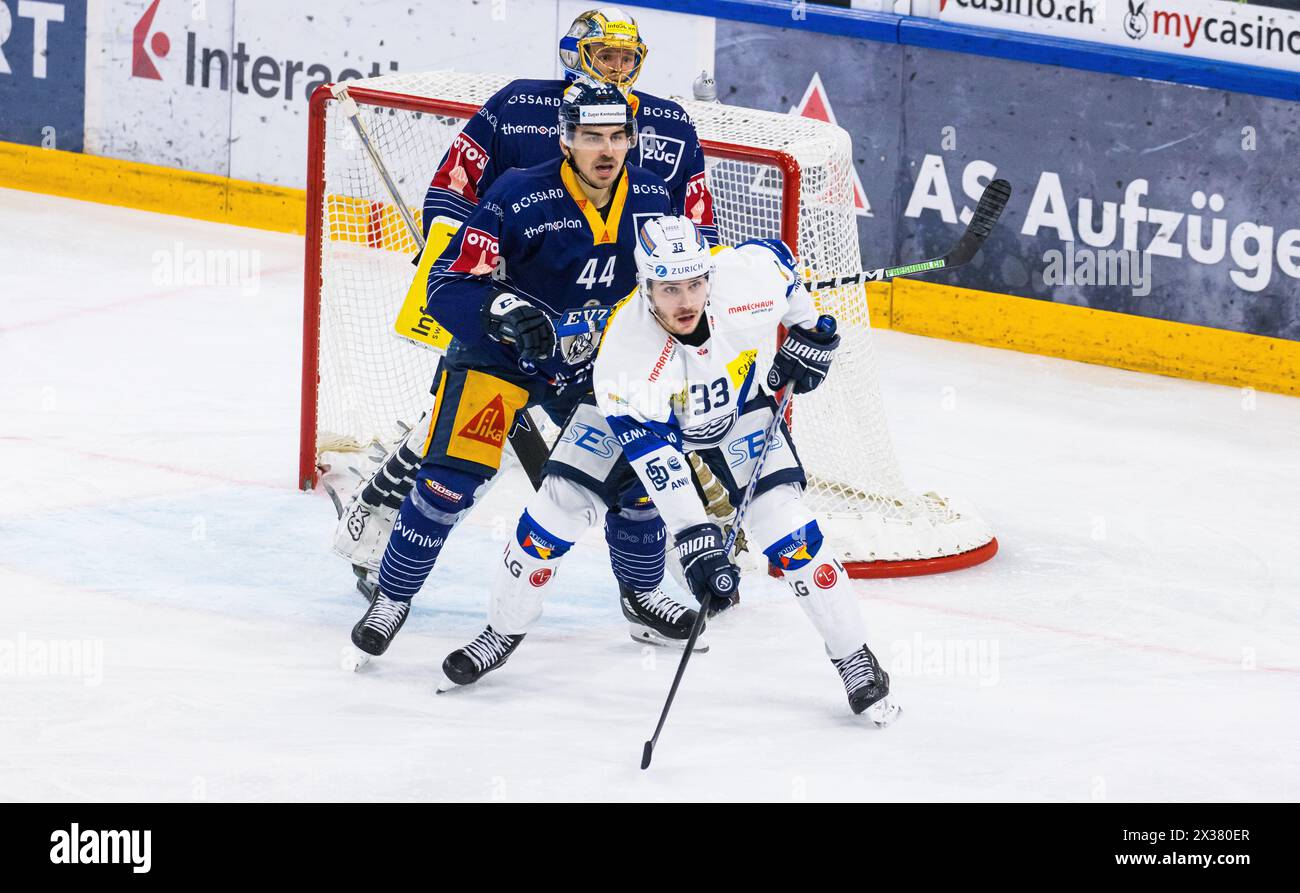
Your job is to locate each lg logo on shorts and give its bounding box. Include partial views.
[0,0,66,79]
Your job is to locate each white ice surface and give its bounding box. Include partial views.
[1,187,1298,802]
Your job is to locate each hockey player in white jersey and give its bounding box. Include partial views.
[439,215,898,724]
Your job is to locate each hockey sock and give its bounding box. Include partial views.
[377,466,485,601]
[489,510,575,635]
[765,521,866,659]
[362,432,424,509]
[605,506,667,594]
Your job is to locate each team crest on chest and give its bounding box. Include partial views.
[639,133,684,181]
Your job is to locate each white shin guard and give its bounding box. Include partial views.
[489,539,563,636]
[781,558,866,660]
[489,475,603,636]
[749,484,867,660]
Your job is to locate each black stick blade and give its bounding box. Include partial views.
[641,741,654,770]
[946,178,1013,267]
[969,178,1012,239]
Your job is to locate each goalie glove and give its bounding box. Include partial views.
[484,292,557,361]
[766,315,840,395]
[675,522,741,610]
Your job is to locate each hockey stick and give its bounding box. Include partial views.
[807,178,1012,291]
[640,316,835,770]
[330,84,552,490]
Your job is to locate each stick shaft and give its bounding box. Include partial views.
[641,386,796,769]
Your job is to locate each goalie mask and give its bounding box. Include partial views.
[559,7,648,95]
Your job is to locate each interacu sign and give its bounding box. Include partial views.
[935,0,1300,73]
[83,0,558,186]
[0,0,87,150]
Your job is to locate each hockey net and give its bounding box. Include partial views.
[302,70,997,577]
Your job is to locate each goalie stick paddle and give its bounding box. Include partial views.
[807,178,1012,292]
[640,315,835,771]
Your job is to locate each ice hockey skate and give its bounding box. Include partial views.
[620,584,708,651]
[342,591,411,672]
[832,645,901,727]
[437,626,526,692]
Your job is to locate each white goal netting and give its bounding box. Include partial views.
[304,70,994,573]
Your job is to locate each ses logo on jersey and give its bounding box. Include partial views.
[560,422,619,459]
[727,429,783,468]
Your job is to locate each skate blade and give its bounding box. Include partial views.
[866,697,901,728]
[628,624,708,653]
[435,674,461,694]
[340,645,372,672]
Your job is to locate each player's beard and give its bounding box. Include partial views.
[648,292,707,338]
[568,151,623,195]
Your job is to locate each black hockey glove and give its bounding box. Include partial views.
[675,523,741,610]
[484,292,556,362]
[766,316,840,394]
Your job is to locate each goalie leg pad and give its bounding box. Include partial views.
[376,465,487,602]
[332,410,435,571]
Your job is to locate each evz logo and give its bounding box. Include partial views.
[639,134,685,181]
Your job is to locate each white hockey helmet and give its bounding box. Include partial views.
[635,216,713,290]
[559,7,648,95]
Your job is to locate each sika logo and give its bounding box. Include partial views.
[132,0,169,80]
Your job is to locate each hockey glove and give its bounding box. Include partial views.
[675,523,741,610]
[484,292,557,361]
[766,317,840,395]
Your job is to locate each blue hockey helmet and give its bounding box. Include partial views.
[558,77,637,148]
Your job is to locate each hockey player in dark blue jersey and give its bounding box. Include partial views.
[422,6,714,252]
[334,8,718,581]
[344,81,701,671]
